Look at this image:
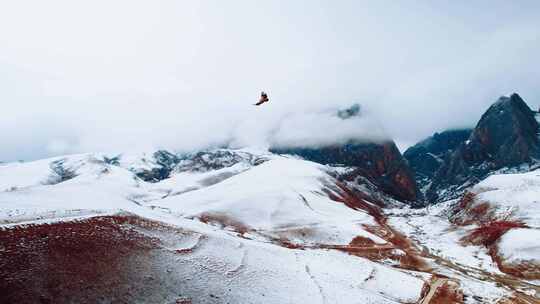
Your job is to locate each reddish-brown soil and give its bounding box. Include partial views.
[428,279,464,304]
[323,182,430,272]
[326,242,398,263]
[349,235,376,246]
[323,181,385,221]
[490,246,540,280]
[460,219,540,279]
[277,238,305,249]
[325,185,539,303]
[198,212,250,235]
[457,192,476,210]
[462,220,528,247]
[322,181,471,303]
[496,295,540,304]
[453,191,540,281]
[0,215,190,304]
[451,192,494,225]
[468,202,491,220]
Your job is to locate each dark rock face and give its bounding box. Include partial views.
[404,129,472,189]
[337,104,361,119]
[46,159,78,185]
[135,150,181,182]
[134,150,267,182]
[272,141,419,205]
[176,150,266,173]
[426,93,540,202]
[271,103,419,205]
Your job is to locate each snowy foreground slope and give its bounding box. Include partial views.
[0,150,539,303]
[448,171,540,281]
[390,170,540,303]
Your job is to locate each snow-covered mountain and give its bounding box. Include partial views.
[1,98,540,303]
[0,150,424,303]
[406,93,540,203]
[1,146,539,303]
[403,129,472,191]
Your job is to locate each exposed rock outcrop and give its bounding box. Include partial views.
[133,150,181,182]
[271,104,419,205]
[426,93,540,202]
[404,129,472,190]
[175,150,266,173]
[131,150,267,182]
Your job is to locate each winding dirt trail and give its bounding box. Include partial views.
[421,278,447,304]
[393,213,540,304]
[325,183,540,303]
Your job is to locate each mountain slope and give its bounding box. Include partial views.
[0,150,428,304]
[270,104,419,206]
[404,129,472,190]
[153,157,387,246]
[424,93,540,202]
[273,141,419,205]
[1,148,537,303]
[448,169,540,280]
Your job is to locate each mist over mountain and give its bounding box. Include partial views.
[405,93,540,203]
[2,2,540,303]
[2,1,540,162]
[3,94,540,302]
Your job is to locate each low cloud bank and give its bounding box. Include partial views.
[267,105,389,149]
[0,100,390,162]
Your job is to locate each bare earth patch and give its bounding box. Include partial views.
[198,211,251,235]
[461,220,528,247]
[0,215,193,304]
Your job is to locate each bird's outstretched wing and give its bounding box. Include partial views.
[254,91,269,106]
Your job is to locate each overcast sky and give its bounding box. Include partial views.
[1,1,539,161]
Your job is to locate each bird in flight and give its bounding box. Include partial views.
[254,91,269,106]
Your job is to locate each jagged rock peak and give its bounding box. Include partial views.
[426,93,540,202]
[337,104,361,119]
[468,92,539,166]
[404,128,472,186]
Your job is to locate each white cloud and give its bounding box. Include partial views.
[269,108,388,148]
[46,139,73,155]
[0,1,539,161]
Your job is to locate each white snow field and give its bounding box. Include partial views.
[389,170,540,302]
[472,170,540,228]
[0,150,425,304]
[452,170,540,279]
[154,157,385,246]
[498,228,540,267]
[1,149,539,303]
